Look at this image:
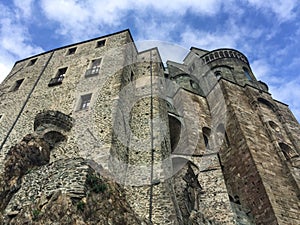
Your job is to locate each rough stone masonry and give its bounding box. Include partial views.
[0,29,299,224]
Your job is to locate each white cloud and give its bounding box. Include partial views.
[180,29,238,51]
[269,77,300,121]
[0,2,43,83]
[13,0,35,18]
[38,0,227,41]
[247,0,298,22]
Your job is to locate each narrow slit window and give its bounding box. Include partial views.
[243,67,252,80]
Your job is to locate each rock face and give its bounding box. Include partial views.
[0,135,147,225]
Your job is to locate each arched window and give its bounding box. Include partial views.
[169,115,181,153]
[279,143,299,160]
[190,80,199,90]
[202,127,211,149]
[243,67,252,80]
[214,70,222,77]
[268,121,280,132]
[258,98,275,112]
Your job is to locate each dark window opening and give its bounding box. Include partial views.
[202,127,211,149]
[258,98,275,111]
[130,71,134,81]
[214,70,222,77]
[96,40,106,48]
[28,58,37,66]
[268,121,280,132]
[48,67,67,87]
[85,58,101,77]
[169,115,181,153]
[243,67,252,80]
[12,78,24,91]
[80,93,92,110]
[279,143,299,160]
[190,80,199,90]
[67,47,77,55]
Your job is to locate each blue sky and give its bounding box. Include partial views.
[0,0,299,121]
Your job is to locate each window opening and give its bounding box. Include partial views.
[80,94,92,110]
[48,67,67,87]
[67,47,77,55]
[279,143,299,160]
[96,40,106,48]
[190,80,199,90]
[13,79,24,91]
[130,71,134,81]
[28,58,37,66]
[243,67,252,80]
[214,71,222,77]
[85,58,101,77]
[202,127,211,149]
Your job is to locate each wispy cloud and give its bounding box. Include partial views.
[246,0,298,22]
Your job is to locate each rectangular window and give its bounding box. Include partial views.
[27,58,37,66]
[80,93,92,110]
[12,79,24,91]
[85,58,101,77]
[67,47,77,55]
[96,40,106,48]
[48,67,67,87]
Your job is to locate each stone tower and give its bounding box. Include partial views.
[0,29,299,224]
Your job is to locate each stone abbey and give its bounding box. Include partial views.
[0,29,299,224]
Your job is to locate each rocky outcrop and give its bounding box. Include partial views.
[0,135,148,225]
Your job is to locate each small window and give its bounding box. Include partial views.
[12,78,24,91]
[96,40,106,48]
[214,71,222,77]
[130,71,134,81]
[190,80,199,90]
[67,47,77,55]
[85,58,101,77]
[27,58,37,66]
[202,127,211,149]
[48,67,67,87]
[243,67,252,80]
[279,143,299,160]
[80,94,92,110]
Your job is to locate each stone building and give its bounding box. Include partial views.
[0,29,299,224]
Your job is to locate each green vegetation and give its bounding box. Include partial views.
[76,200,85,212]
[32,209,40,220]
[86,173,107,193]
